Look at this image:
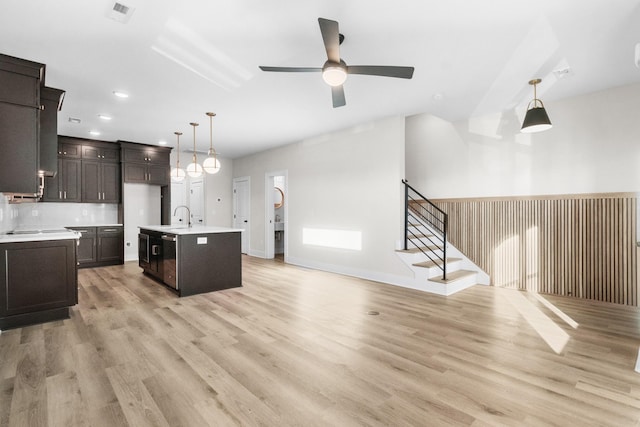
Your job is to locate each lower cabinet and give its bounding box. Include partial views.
[67,226,123,268]
[0,239,78,330]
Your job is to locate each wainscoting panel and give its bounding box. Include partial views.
[429,193,638,305]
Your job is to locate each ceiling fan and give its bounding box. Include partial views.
[259,18,415,108]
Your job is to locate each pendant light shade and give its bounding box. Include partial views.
[203,112,221,174]
[170,131,186,182]
[187,122,203,178]
[521,78,552,133]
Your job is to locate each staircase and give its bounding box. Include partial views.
[396,180,489,296]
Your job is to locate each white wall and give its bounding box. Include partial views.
[406,82,640,198]
[233,116,413,285]
[123,183,161,261]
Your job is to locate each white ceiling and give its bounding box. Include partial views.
[2,0,640,158]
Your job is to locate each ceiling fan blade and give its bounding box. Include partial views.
[331,85,346,108]
[347,65,415,79]
[259,66,322,73]
[318,18,340,63]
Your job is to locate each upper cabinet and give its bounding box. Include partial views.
[0,54,44,195]
[120,141,171,186]
[0,54,66,197]
[82,144,119,162]
[44,137,121,203]
[39,87,65,176]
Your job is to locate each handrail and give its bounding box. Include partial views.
[402,179,447,219]
[402,179,448,280]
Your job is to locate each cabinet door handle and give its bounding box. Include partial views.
[59,191,62,199]
[64,191,67,199]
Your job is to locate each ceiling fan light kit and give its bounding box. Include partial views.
[259,17,414,107]
[521,78,552,133]
[322,62,347,86]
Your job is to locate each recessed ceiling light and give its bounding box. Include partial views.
[112,91,129,98]
[68,117,81,124]
[158,140,167,145]
[98,114,112,121]
[89,130,101,136]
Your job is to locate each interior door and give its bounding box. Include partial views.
[189,179,204,226]
[233,177,250,254]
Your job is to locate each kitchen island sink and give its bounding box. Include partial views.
[138,225,243,297]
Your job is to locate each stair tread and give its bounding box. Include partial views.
[429,269,476,284]
[396,246,441,254]
[413,258,462,269]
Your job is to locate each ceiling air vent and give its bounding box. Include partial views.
[108,2,135,23]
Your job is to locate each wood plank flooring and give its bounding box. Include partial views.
[3,256,640,426]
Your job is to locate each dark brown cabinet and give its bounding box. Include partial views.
[97,226,124,264]
[43,137,121,204]
[71,227,97,264]
[82,160,120,203]
[57,139,81,158]
[123,162,169,185]
[67,226,123,268]
[0,238,78,330]
[43,157,81,202]
[82,144,119,162]
[0,55,43,194]
[121,142,171,186]
[39,87,65,176]
[122,146,170,164]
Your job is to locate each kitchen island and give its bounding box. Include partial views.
[138,225,243,297]
[0,229,80,330]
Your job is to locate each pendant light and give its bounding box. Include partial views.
[170,131,186,182]
[521,78,552,133]
[186,122,203,178]
[203,112,221,174]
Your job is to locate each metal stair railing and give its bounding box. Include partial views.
[402,179,448,280]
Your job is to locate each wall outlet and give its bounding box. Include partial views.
[126,241,131,247]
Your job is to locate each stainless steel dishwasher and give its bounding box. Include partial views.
[161,234,177,290]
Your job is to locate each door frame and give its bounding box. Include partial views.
[264,170,288,260]
[233,176,251,254]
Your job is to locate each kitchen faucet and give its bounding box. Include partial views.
[173,205,191,227]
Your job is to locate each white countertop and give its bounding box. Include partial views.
[67,223,123,227]
[0,229,81,243]
[139,225,244,235]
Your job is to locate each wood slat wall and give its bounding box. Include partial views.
[429,193,638,305]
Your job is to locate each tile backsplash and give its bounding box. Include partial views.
[0,195,118,232]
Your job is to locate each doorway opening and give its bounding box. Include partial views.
[265,171,287,261]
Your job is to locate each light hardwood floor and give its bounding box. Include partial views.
[2,256,640,426]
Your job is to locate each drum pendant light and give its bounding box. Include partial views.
[170,131,186,182]
[521,78,552,133]
[203,112,221,174]
[186,122,203,178]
